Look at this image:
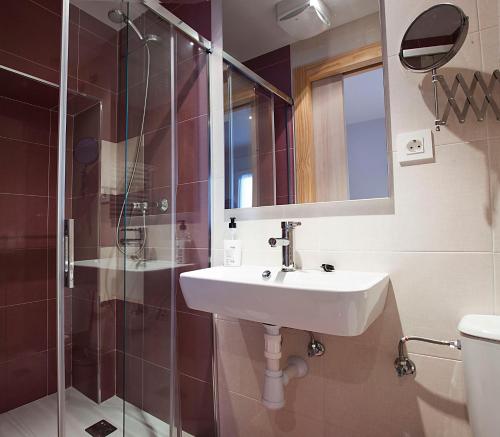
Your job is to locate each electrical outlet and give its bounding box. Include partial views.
[406,139,424,154]
[397,129,434,165]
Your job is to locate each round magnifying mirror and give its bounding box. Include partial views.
[400,4,469,72]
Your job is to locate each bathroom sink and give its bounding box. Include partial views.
[179,266,389,336]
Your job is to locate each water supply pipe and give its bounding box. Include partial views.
[262,324,309,409]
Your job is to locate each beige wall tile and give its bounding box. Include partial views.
[477,0,499,30]
[318,141,492,253]
[219,390,326,437]
[322,346,470,437]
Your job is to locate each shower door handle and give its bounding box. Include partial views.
[64,219,75,289]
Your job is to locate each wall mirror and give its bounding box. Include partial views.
[399,4,468,72]
[222,0,391,212]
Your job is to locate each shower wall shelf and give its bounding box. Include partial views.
[431,69,500,131]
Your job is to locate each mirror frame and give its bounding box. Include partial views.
[399,3,469,73]
[223,0,394,221]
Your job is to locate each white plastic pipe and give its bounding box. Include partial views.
[262,324,308,410]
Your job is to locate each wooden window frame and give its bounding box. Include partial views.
[293,42,383,203]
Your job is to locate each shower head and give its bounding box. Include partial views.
[107,9,127,24]
[107,9,160,44]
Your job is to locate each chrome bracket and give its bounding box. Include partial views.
[433,69,500,130]
[307,332,325,357]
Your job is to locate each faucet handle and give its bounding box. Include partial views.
[281,221,302,229]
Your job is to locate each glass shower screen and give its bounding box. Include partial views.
[58,1,214,436]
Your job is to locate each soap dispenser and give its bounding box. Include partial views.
[224,217,241,267]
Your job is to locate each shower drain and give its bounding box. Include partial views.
[85,419,118,436]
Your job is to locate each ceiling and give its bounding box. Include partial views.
[223,0,380,61]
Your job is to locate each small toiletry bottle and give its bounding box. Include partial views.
[175,220,191,264]
[224,217,242,267]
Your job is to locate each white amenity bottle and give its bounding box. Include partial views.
[224,217,241,266]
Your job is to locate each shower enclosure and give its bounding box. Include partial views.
[0,1,214,436]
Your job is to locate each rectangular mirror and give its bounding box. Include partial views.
[223,0,390,209]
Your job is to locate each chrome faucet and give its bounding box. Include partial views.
[268,221,302,271]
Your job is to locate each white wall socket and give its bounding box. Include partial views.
[397,129,434,166]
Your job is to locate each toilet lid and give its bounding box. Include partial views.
[458,315,500,341]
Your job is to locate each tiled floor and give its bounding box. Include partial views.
[0,388,190,437]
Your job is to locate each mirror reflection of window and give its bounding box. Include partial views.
[344,66,388,200]
[224,67,278,209]
[238,173,253,208]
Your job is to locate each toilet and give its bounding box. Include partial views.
[458,315,500,437]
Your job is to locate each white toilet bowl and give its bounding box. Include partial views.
[458,315,500,437]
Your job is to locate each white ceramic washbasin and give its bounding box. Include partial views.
[179,266,389,336]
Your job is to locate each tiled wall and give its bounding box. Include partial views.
[212,0,500,436]
[0,77,60,413]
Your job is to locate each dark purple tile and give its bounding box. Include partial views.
[0,138,49,196]
[71,265,98,303]
[5,301,47,361]
[176,181,209,249]
[72,345,98,402]
[6,352,47,411]
[100,350,115,402]
[145,71,173,134]
[274,101,290,151]
[72,296,98,352]
[144,126,172,190]
[0,249,47,306]
[178,312,212,382]
[143,361,170,422]
[177,31,206,64]
[144,11,174,77]
[48,346,71,394]
[100,300,116,354]
[0,361,6,413]
[1,1,61,72]
[161,1,211,40]
[116,351,142,409]
[0,308,5,363]
[116,300,143,358]
[72,194,99,249]
[78,81,117,143]
[31,0,62,15]
[69,22,79,80]
[0,67,59,110]
[144,270,173,309]
[178,115,209,184]
[244,46,292,96]
[0,49,59,85]
[48,299,56,350]
[80,10,118,44]
[143,306,171,368]
[72,105,101,197]
[0,96,50,145]
[179,374,215,437]
[177,54,209,122]
[276,149,290,199]
[78,28,118,92]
